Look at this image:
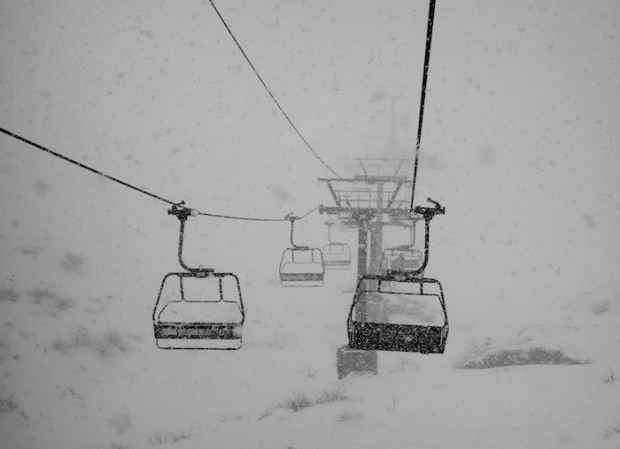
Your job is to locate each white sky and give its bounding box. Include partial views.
[1,2,620,448]
[1,0,620,355]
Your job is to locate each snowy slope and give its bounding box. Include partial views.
[1,0,620,448]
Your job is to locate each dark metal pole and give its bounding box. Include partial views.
[357,219,369,279]
[369,182,384,275]
[410,0,437,212]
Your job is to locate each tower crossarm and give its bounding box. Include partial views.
[386,180,409,209]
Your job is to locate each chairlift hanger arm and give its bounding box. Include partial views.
[404,198,444,279]
[393,222,417,250]
[325,221,335,244]
[286,213,309,250]
[325,220,345,245]
[169,202,214,274]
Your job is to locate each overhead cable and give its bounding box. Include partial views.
[0,126,179,207]
[0,126,321,223]
[207,0,344,180]
[198,203,321,222]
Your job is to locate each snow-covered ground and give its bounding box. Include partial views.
[1,1,620,448]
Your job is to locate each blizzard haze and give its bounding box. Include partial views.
[1,1,620,448]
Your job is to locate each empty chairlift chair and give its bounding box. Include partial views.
[347,199,448,354]
[322,220,352,269]
[279,248,325,287]
[154,272,244,350]
[380,247,423,275]
[347,275,448,353]
[153,203,245,350]
[380,222,424,277]
[279,214,325,287]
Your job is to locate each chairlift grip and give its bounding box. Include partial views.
[168,201,193,221]
[413,198,445,220]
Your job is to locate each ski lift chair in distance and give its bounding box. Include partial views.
[348,199,448,354]
[153,203,245,350]
[279,214,325,287]
[380,221,424,278]
[322,220,352,269]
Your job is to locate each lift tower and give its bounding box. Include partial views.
[319,158,415,378]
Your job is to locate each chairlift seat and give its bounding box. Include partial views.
[348,276,448,354]
[153,272,245,350]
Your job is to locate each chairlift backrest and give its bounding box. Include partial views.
[288,247,323,264]
[324,243,347,254]
[354,282,445,327]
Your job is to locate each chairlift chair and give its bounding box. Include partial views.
[279,247,325,287]
[279,214,325,287]
[348,275,448,353]
[322,243,352,269]
[153,203,245,350]
[154,272,244,350]
[380,247,423,274]
[347,199,448,354]
[322,221,352,269]
[380,222,424,277]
